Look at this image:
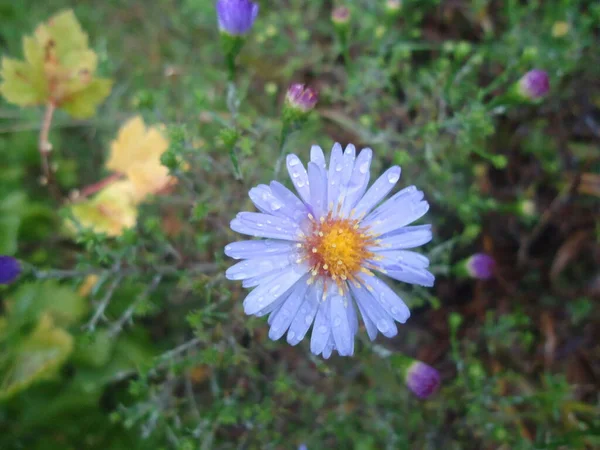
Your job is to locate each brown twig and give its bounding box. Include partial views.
[517,173,582,267]
[38,102,61,200]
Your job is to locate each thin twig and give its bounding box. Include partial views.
[109,274,163,337]
[84,271,124,332]
[517,174,582,266]
[156,337,202,363]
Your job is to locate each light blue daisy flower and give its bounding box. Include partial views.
[225,144,434,358]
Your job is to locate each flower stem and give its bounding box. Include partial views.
[76,173,125,199]
[274,122,291,178]
[39,102,61,200]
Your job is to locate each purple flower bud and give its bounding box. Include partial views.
[0,256,21,285]
[385,0,402,14]
[285,84,319,112]
[518,69,550,100]
[405,361,440,399]
[331,6,351,25]
[216,0,259,36]
[466,253,495,280]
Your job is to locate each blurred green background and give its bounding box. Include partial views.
[0,0,599,449]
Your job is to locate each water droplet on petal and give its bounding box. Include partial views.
[304,315,312,325]
[376,319,389,332]
[360,162,369,174]
[269,284,281,295]
[333,316,342,327]
[318,325,328,333]
[288,330,296,341]
[335,164,342,172]
[387,172,400,183]
[391,307,399,315]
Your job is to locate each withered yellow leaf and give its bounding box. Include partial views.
[106,116,173,201]
[0,9,112,117]
[67,180,138,237]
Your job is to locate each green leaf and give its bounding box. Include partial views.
[5,281,87,330]
[0,314,73,400]
[0,191,26,255]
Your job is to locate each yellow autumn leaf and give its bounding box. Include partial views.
[67,180,138,237]
[106,116,174,201]
[0,9,112,118]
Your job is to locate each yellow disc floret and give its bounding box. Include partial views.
[300,212,379,290]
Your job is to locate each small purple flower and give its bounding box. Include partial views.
[0,256,21,285]
[285,84,319,113]
[385,0,402,13]
[518,69,550,100]
[405,361,440,399]
[466,253,495,280]
[216,0,259,36]
[331,6,351,25]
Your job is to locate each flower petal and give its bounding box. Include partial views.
[310,145,326,170]
[336,144,356,214]
[352,166,401,218]
[286,154,311,205]
[355,297,378,341]
[231,212,301,240]
[340,148,372,217]
[307,162,327,219]
[372,225,432,250]
[363,186,430,236]
[243,265,308,315]
[326,143,344,212]
[268,279,310,341]
[359,274,411,323]
[330,294,354,356]
[349,283,397,337]
[371,250,430,270]
[226,254,291,280]
[383,265,435,287]
[310,302,331,355]
[322,336,335,359]
[269,181,308,222]
[287,285,320,346]
[224,239,294,260]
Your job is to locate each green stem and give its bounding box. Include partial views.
[274,122,291,178]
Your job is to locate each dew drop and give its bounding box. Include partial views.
[288,330,296,341]
[292,172,300,178]
[304,315,313,325]
[335,164,342,172]
[359,162,369,174]
[269,284,281,295]
[297,179,305,187]
[318,325,328,334]
[387,171,400,183]
[391,306,399,315]
[376,319,389,332]
[333,316,342,327]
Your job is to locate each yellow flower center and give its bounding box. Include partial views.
[300,213,379,289]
